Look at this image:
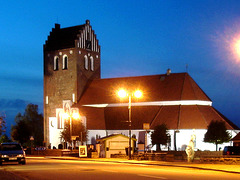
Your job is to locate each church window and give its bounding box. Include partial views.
[84,55,88,70]
[45,96,48,104]
[90,56,94,71]
[54,56,59,70]
[63,55,68,70]
[57,111,64,129]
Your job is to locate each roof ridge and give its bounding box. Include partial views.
[188,74,212,101]
[196,105,209,127]
[187,73,198,100]
[177,105,181,129]
[60,24,85,30]
[150,106,163,127]
[180,73,187,100]
[98,72,188,81]
[211,107,239,130]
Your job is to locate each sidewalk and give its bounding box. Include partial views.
[30,156,240,174]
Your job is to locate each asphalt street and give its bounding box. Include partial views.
[0,157,240,180]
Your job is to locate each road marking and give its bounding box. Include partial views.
[7,167,71,171]
[101,169,118,173]
[138,174,168,179]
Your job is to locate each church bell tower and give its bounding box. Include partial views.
[43,20,101,146]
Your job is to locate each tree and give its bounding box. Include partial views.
[61,119,87,146]
[0,134,11,143]
[151,124,170,151]
[11,104,43,147]
[0,112,6,136]
[204,120,231,151]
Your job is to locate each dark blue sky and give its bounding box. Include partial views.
[1,0,240,131]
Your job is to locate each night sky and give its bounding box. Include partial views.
[1,0,240,134]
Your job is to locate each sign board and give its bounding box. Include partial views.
[143,123,150,130]
[79,145,87,157]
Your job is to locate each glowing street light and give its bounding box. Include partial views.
[118,89,127,98]
[117,89,143,159]
[134,90,143,98]
[61,111,80,150]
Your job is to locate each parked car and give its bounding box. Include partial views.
[0,142,26,165]
[223,146,240,155]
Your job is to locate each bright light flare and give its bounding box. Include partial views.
[234,38,240,59]
[213,23,240,76]
[72,112,80,119]
[117,89,127,98]
[134,90,142,98]
[62,113,70,119]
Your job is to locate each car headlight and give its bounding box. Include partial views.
[1,155,9,158]
[17,154,24,157]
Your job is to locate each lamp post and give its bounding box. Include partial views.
[118,89,142,159]
[62,111,80,150]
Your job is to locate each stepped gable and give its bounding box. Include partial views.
[44,23,85,51]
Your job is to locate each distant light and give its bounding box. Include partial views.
[234,39,240,59]
[118,89,127,98]
[134,90,142,98]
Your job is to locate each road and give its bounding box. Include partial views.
[0,157,240,180]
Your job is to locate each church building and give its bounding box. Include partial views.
[44,20,239,151]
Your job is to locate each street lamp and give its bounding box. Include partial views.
[62,112,80,150]
[117,89,143,159]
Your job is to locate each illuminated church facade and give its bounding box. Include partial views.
[44,20,239,151]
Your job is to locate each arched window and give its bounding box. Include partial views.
[90,56,94,71]
[54,56,59,70]
[57,110,63,129]
[84,55,88,70]
[63,54,68,70]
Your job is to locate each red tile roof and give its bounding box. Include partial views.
[79,73,210,105]
[231,133,240,141]
[76,73,239,130]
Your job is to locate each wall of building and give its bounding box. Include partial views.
[44,48,78,145]
[88,129,239,152]
[44,47,100,146]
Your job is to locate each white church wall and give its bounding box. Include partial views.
[144,129,239,151]
[87,130,107,145]
[49,117,62,148]
[50,118,239,152]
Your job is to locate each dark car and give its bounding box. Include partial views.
[223,146,240,155]
[0,142,26,165]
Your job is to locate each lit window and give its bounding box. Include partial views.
[57,111,64,129]
[45,96,48,104]
[63,55,68,70]
[54,56,59,70]
[90,56,94,71]
[84,55,88,70]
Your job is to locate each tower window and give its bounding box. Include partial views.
[54,56,59,70]
[63,55,68,70]
[57,111,64,129]
[90,56,94,71]
[84,55,88,70]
